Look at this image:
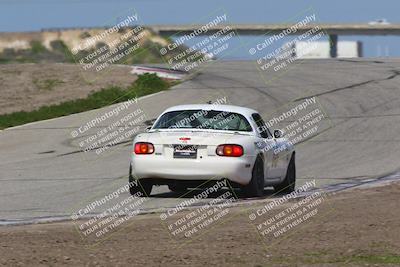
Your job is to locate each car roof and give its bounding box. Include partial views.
[162,104,259,117]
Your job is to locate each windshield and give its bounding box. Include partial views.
[153,109,253,132]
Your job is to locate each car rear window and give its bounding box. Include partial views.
[153,109,253,132]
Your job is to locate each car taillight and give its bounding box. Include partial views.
[216,144,243,157]
[134,142,154,154]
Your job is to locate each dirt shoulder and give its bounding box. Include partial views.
[1,183,399,267]
[0,63,136,115]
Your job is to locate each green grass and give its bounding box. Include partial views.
[271,251,400,266]
[274,253,400,265]
[341,254,400,264]
[0,57,11,63]
[0,73,171,129]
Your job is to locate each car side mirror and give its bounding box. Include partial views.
[274,129,284,138]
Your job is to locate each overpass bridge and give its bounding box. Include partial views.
[150,23,400,57]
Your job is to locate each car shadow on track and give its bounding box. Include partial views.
[151,187,278,200]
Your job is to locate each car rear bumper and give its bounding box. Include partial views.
[130,154,256,185]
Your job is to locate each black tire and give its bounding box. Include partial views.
[274,153,296,194]
[241,155,265,197]
[168,184,187,192]
[129,165,152,196]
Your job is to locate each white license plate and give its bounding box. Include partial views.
[173,145,197,159]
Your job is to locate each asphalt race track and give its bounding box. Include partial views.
[1,59,400,223]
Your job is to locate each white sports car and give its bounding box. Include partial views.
[129,104,295,197]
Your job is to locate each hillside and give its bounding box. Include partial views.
[0,27,190,65]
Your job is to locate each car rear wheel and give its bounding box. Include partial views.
[129,166,153,196]
[241,155,264,197]
[274,153,296,194]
